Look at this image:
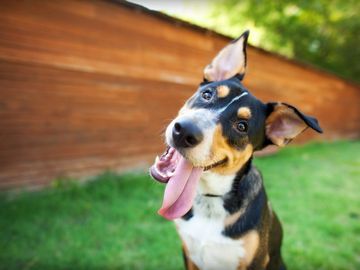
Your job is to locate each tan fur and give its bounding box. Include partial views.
[217,85,230,98]
[237,107,252,119]
[263,254,270,268]
[224,208,245,227]
[237,230,260,270]
[210,125,253,175]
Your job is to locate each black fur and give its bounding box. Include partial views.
[170,32,322,269]
[181,208,193,221]
[223,178,266,238]
[176,75,322,269]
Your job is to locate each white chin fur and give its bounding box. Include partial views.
[165,109,217,167]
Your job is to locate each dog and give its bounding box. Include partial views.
[150,30,322,270]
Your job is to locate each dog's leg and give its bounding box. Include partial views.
[182,246,200,270]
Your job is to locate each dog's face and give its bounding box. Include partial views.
[150,31,322,219]
[164,31,322,175]
[165,78,266,174]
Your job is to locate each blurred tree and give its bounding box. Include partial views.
[169,0,360,83]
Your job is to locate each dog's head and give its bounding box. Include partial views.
[150,31,322,219]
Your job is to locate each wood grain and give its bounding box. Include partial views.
[0,0,359,190]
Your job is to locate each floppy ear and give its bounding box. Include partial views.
[204,30,249,82]
[266,103,323,147]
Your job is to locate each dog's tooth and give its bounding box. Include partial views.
[165,149,174,160]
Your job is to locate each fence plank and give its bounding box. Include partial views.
[0,0,359,190]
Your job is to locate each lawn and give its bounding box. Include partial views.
[0,141,359,270]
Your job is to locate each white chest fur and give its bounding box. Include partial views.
[175,172,246,270]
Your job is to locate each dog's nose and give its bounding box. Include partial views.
[172,120,203,148]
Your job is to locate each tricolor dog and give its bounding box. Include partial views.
[150,31,322,270]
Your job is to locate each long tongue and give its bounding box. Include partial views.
[158,156,203,220]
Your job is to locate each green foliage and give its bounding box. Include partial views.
[174,0,360,83]
[0,141,359,269]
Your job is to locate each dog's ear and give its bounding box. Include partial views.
[265,103,323,146]
[204,30,249,82]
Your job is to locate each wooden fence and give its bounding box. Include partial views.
[0,0,359,190]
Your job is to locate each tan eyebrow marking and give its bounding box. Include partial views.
[216,85,230,98]
[237,107,251,119]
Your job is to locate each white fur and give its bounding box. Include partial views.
[165,92,248,167]
[175,172,246,270]
[216,92,248,115]
[166,103,252,269]
[165,109,217,166]
[199,171,235,196]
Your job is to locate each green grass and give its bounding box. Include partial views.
[0,141,359,270]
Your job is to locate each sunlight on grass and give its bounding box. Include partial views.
[0,141,359,270]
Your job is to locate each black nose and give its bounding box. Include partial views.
[172,120,203,148]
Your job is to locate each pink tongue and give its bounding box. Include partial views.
[158,156,203,220]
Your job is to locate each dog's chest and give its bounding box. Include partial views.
[175,173,245,270]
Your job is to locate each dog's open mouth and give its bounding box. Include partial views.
[150,146,227,220]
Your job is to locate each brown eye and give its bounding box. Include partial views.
[201,89,213,101]
[236,121,248,132]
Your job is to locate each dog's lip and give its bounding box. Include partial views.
[150,146,177,183]
[170,142,228,171]
[170,143,228,171]
[203,157,228,171]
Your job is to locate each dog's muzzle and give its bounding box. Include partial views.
[172,120,204,148]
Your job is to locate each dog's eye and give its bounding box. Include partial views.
[236,121,248,132]
[201,89,213,101]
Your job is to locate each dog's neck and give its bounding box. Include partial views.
[223,161,264,215]
[198,158,254,197]
[196,158,264,214]
[198,171,236,197]
[181,158,265,224]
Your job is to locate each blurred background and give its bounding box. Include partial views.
[0,0,359,269]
